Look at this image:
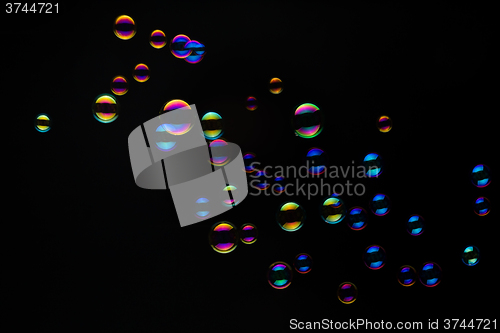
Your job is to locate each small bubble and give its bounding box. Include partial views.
[113,15,136,40]
[195,197,210,219]
[474,197,490,216]
[201,111,223,140]
[369,193,391,216]
[347,207,368,230]
[209,139,230,166]
[184,40,205,64]
[92,94,119,123]
[293,103,323,138]
[222,184,240,207]
[418,262,442,287]
[246,96,258,111]
[276,202,305,232]
[407,215,425,236]
[377,115,392,133]
[150,30,166,49]
[306,148,327,175]
[273,176,286,194]
[293,253,313,274]
[471,164,491,188]
[363,245,386,270]
[170,34,191,58]
[133,63,150,82]
[252,169,271,190]
[320,195,346,224]
[110,76,128,95]
[243,153,257,173]
[267,262,293,289]
[154,124,177,152]
[34,113,51,132]
[208,221,238,254]
[461,245,480,266]
[337,282,358,304]
[397,265,417,287]
[269,77,283,94]
[362,152,382,178]
[239,223,258,244]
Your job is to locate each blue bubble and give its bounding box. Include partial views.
[347,207,368,230]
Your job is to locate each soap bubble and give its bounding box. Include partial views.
[34,113,51,132]
[113,15,136,40]
[471,164,491,188]
[419,262,442,287]
[267,262,293,289]
[337,282,358,304]
[397,265,417,287]
[461,245,480,266]
[276,202,305,231]
[150,29,166,49]
[377,115,392,133]
[208,221,238,254]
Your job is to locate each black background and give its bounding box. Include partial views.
[6,1,497,331]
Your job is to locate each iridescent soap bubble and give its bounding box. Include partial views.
[195,197,210,219]
[407,215,425,236]
[419,262,442,287]
[293,103,323,138]
[369,193,391,216]
[471,164,491,188]
[92,94,119,123]
[243,153,257,173]
[209,139,230,166]
[184,40,205,64]
[201,111,223,140]
[267,262,293,289]
[269,77,283,94]
[34,113,51,132]
[222,184,239,207]
[149,29,166,49]
[110,76,128,95]
[276,202,305,232]
[170,34,191,58]
[293,253,313,274]
[363,245,386,270]
[474,197,491,216]
[273,176,286,194]
[253,169,271,190]
[161,99,190,114]
[113,15,136,40]
[397,265,417,287]
[337,282,358,304]
[240,223,258,244]
[320,195,346,224]
[154,124,177,152]
[347,207,368,230]
[461,245,480,266]
[377,115,392,133]
[246,96,258,111]
[306,148,327,175]
[133,63,150,82]
[363,153,382,178]
[208,221,238,254]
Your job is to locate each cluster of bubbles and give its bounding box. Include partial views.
[244,78,282,111]
[39,15,491,308]
[267,253,313,289]
[208,221,258,254]
[471,164,491,218]
[170,34,206,64]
